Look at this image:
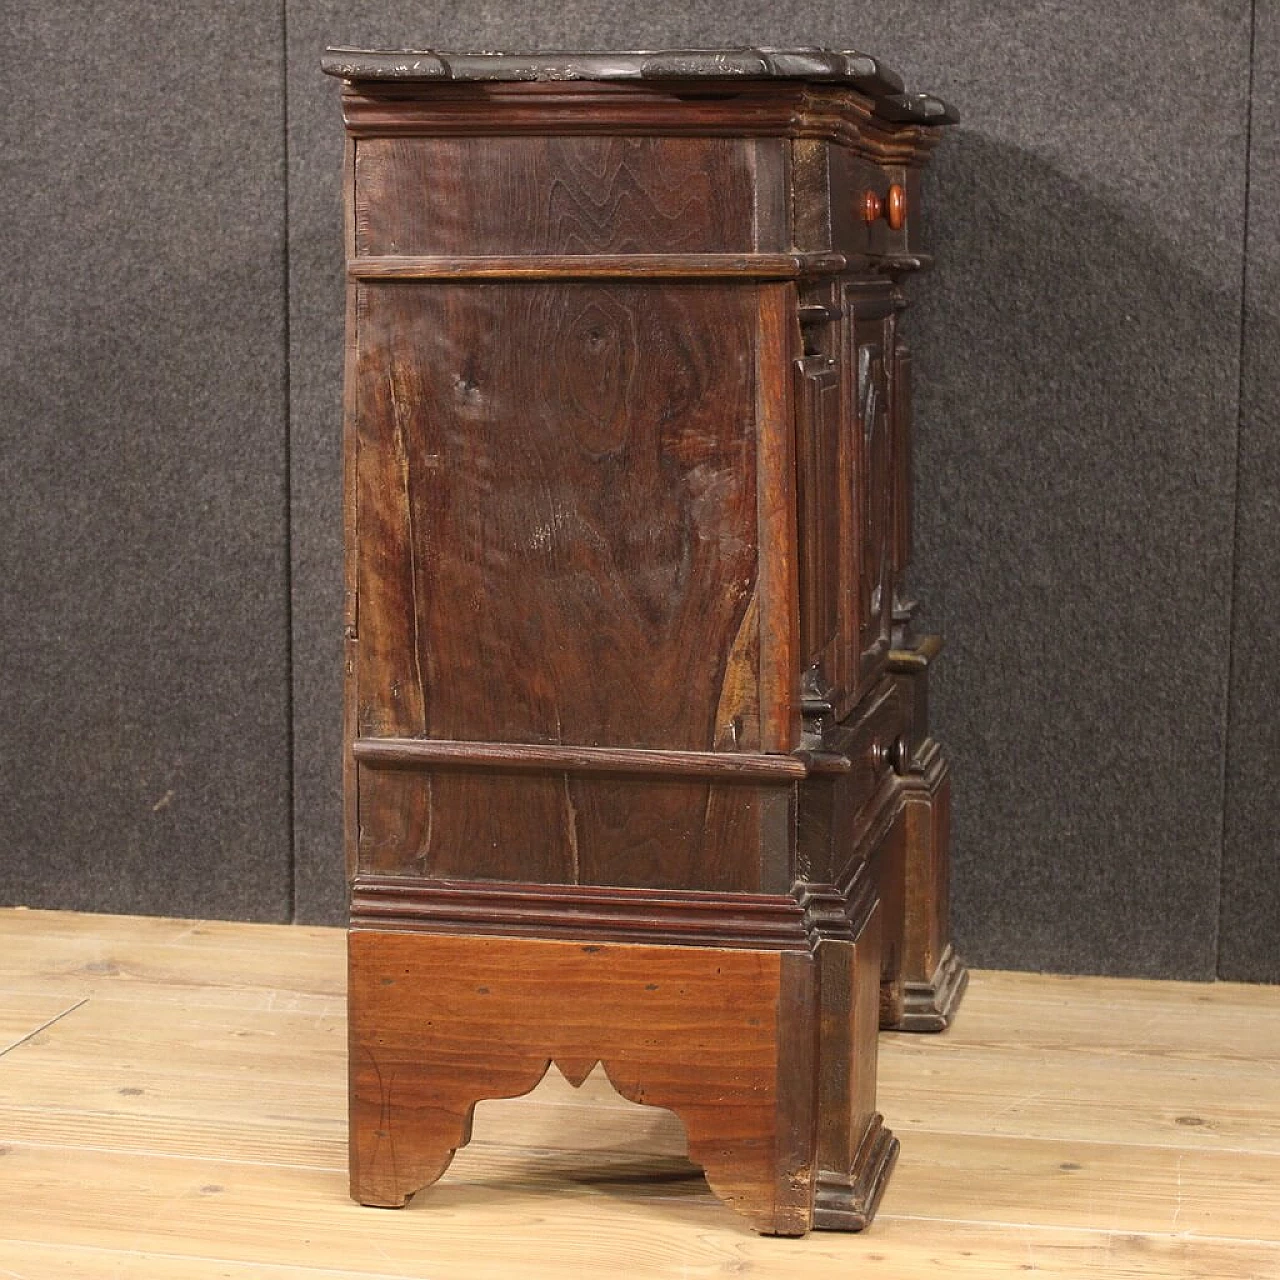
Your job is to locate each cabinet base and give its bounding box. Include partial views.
[894,943,969,1032]
[348,919,892,1236]
[812,1113,900,1230]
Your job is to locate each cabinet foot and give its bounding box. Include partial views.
[882,637,968,1033]
[812,1113,900,1230]
[897,943,969,1032]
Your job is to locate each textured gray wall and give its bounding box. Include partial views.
[1222,1,1280,983]
[1,4,292,920]
[4,2,1275,980]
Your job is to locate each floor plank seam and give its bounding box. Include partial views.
[880,1213,1280,1247]
[0,997,89,1060]
[0,1239,424,1280]
[0,1137,342,1174]
[9,1112,1278,1164]
[886,1126,1280,1157]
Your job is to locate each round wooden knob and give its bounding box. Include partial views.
[870,736,911,775]
[860,190,883,224]
[886,183,907,230]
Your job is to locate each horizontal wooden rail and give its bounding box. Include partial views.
[348,252,849,281]
[350,874,810,949]
[352,736,811,781]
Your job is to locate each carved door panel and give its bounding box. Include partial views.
[847,300,896,691]
[795,352,848,697]
[891,334,912,580]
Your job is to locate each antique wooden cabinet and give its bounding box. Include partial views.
[323,46,965,1236]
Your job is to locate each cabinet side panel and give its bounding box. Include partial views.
[351,279,767,886]
[354,279,759,749]
[355,136,758,257]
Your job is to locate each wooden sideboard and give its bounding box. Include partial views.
[324,45,964,1236]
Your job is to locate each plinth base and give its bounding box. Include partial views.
[812,1113,900,1230]
[897,944,969,1032]
[348,922,892,1236]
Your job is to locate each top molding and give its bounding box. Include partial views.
[320,47,958,126]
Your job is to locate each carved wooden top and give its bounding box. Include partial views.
[321,47,957,125]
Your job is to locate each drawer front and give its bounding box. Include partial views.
[797,678,908,886]
[832,679,909,834]
[354,135,765,257]
[828,149,921,262]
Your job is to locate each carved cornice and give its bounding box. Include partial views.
[322,46,957,130]
[334,78,946,169]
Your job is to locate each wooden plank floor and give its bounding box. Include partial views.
[1,909,1278,1278]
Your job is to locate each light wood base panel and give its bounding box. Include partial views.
[349,927,890,1236]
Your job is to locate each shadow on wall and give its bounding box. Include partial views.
[911,129,1241,978]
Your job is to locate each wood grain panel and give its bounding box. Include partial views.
[353,279,765,887]
[354,136,759,257]
[348,930,816,1234]
[356,769,781,892]
[754,284,801,751]
[354,279,759,750]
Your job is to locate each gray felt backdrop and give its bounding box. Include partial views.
[3,2,1276,982]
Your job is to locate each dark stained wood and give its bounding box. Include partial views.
[335,82,942,173]
[353,736,808,779]
[353,278,770,888]
[334,50,960,1236]
[347,252,847,279]
[886,635,969,1030]
[355,769,789,893]
[353,279,760,754]
[350,874,810,949]
[322,47,912,96]
[322,46,957,126]
[812,905,900,1229]
[355,136,759,257]
[848,288,899,701]
[796,352,843,681]
[795,281,858,708]
[342,134,360,881]
[755,284,802,752]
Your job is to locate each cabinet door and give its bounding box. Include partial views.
[795,352,849,695]
[849,303,896,689]
[892,335,912,579]
[795,292,904,716]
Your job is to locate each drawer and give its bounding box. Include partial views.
[353,135,764,257]
[826,678,909,825]
[797,677,909,885]
[827,148,920,262]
